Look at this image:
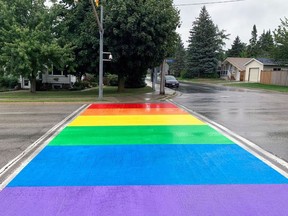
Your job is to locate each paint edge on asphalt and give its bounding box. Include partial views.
[0,104,89,190]
[170,100,288,179]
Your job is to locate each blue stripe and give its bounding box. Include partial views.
[8,145,288,187]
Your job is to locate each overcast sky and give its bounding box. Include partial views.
[173,0,288,50]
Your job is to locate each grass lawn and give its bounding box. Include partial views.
[225,83,288,93]
[0,86,153,102]
[178,78,288,93]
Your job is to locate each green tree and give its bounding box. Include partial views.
[51,0,100,81]
[257,30,274,58]
[226,36,246,57]
[186,6,228,78]
[247,24,260,57]
[0,0,73,93]
[274,18,288,63]
[170,37,187,77]
[104,0,180,89]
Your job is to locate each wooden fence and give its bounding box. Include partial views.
[260,70,288,86]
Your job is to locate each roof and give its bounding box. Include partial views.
[223,58,253,71]
[245,58,280,66]
[256,58,279,66]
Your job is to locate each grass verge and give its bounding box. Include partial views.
[224,83,288,93]
[178,78,288,93]
[0,86,153,102]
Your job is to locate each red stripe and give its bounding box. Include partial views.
[88,103,177,109]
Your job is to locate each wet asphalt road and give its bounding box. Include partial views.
[3,103,288,215]
[0,103,83,173]
[173,82,288,161]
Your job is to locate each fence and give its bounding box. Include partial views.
[260,70,288,86]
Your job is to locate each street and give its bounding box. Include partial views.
[174,82,288,161]
[1,102,288,215]
[0,103,84,183]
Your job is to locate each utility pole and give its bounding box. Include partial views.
[98,5,104,100]
[152,68,156,91]
[160,59,166,95]
[90,0,104,100]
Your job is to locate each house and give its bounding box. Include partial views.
[244,58,286,82]
[19,76,31,89]
[221,57,252,81]
[41,69,76,89]
[20,69,76,90]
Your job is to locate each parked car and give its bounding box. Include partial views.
[165,75,179,88]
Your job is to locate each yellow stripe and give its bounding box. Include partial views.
[69,115,205,126]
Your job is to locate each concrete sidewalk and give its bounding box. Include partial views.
[107,79,178,103]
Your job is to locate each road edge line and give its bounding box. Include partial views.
[170,99,288,178]
[0,104,89,190]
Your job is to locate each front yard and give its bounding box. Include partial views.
[224,83,288,93]
[0,86,153,102]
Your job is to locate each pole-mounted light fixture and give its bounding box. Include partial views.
[103,52,113,61]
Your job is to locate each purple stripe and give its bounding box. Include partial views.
[1,184,288,216]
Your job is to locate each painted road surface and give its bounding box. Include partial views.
[1,102,288,215]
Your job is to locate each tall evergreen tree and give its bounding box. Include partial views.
[247,25,260,57]
[226,36,246,57]
[274,18,288,63]
[186,6,228,78]
[258,30,274,58]
[170,36,186,77]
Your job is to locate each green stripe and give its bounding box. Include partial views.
[49,125,235,146]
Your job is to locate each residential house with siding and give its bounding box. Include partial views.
[221,57,252,81]
[244,58,286,82]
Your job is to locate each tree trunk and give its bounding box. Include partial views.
[118,76,125,92]
[30,77,37,93]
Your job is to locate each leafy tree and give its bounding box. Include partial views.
[104,0,180,89]
[169,35,186,77]
[274,18,288,63]
[247,24,260,57]
[51,0,100,81]
[0,0,73,93]
[226,36,246,57]
[257,30,274,58]
[186,6,228,78]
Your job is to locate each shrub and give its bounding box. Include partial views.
[0,76,19,89]
[104,73,118,86]
[82,73,98,87]
[125,75,146,88]
[70,81,85,90]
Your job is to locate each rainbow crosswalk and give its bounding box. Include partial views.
[1,102,288,215]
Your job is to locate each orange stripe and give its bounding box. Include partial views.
[81,108,189,116]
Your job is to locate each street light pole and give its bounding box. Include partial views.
[98,5,104,100]
[89,1,112,100]
[89,0,104,100]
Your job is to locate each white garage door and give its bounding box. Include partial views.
[249,68,259,82]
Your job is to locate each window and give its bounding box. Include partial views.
[273,68,281,71]
[24,79,29,86]
[52,69,63,75]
